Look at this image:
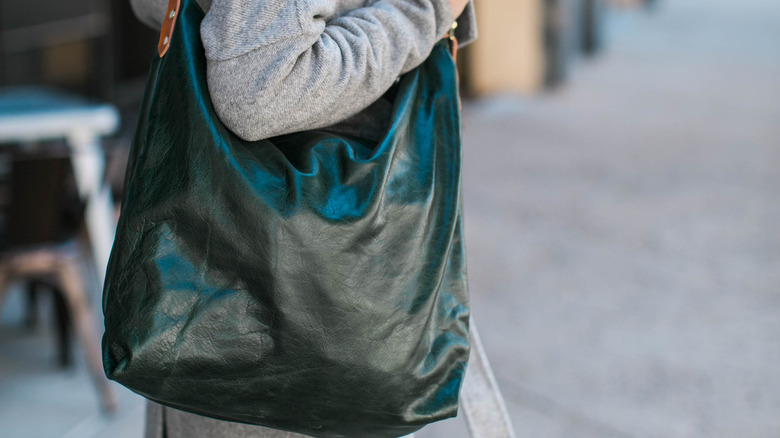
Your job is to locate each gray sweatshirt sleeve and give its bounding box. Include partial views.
[129,0,466,141]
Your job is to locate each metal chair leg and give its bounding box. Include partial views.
[0,267,10,317]
[25,279,40,330]
[52,284,74,368]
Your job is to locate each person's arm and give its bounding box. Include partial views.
[129,0,468,140]
[203,0,460,140]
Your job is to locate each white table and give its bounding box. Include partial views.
[0,87,119,285]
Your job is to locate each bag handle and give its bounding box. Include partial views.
[447,21,462,108]
[158,0,181,57]
[447,21,459,63]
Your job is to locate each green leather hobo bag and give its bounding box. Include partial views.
[102,0,470,436]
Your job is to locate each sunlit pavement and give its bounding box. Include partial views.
[440,1,780,437]
[2,0,779,437]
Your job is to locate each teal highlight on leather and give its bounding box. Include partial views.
[102,0,470,436]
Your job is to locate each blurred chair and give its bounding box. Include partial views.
[0,152,117,412]
[0,87,119,412]
[0,87,119,283]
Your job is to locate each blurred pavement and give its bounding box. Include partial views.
[440,0,780,437]
[2,0,780,437]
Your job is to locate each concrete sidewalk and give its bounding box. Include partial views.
[2,0,779,437]
[444,1,780,437]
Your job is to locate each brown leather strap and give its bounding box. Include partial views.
[446,23,461,109]
[447,21,459,63]
[448,35,459,64]
[158,0,181,57]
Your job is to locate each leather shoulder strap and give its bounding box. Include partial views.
[447,22,459,63]
[158,0,181,57]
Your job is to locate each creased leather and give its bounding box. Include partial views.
[102,0,469,437]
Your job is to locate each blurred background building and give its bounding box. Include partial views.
[1,0,779,437]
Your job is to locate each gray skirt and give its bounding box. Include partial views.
[144,402,312,438]
[144,402,419,437]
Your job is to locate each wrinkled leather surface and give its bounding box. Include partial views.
[102,1,469,437]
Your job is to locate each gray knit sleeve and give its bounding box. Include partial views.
[201,0,456,141]
[129,0,467,141]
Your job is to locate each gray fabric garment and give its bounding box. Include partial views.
[130,0,477,436]
[130,0,476,141]
[145,402,314,438]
